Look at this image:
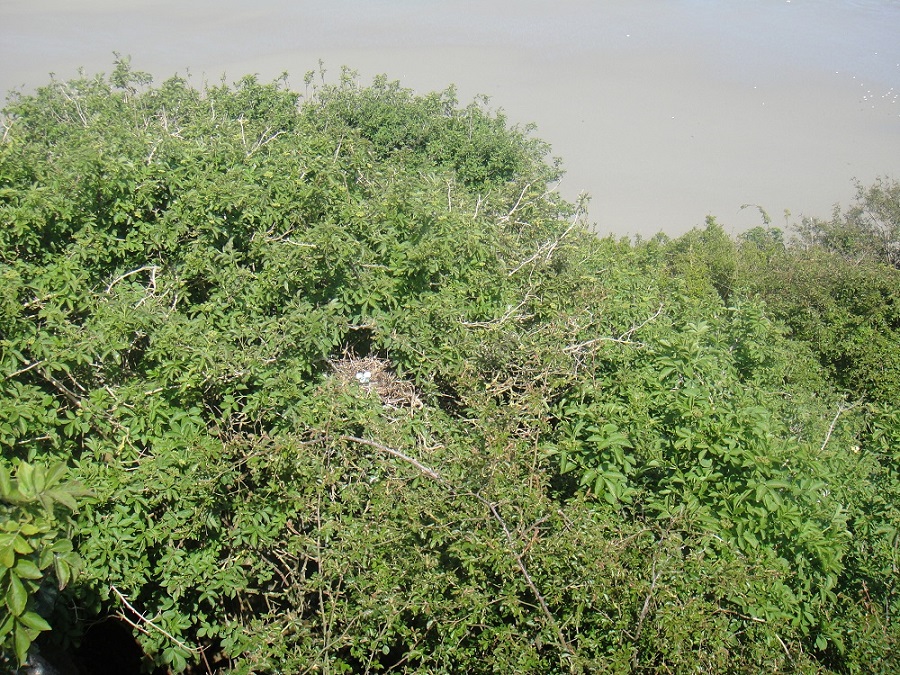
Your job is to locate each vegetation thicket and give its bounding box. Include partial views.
[1,59,898,673]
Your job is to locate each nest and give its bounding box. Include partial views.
[330,355,423,410]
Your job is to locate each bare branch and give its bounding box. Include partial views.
[460,293,534,328]
[340,435,442,481]
[54,80,88,127]
[40,369,83,408]
[237,116,247,150]
[106,265,159,294]
[820,399,861,453]
[508,207,583,278]
[500,182,532,222]
[1,115,13,144]
[111,585,200,655]
[775,633,795,665]
[486,501,576,662]
[4,359,46,380]
[329,434,576,668]
[564,304,664,354]
[248,127,287,157]
[631,561,662,670]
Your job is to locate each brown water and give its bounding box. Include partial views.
[2,0,898,236]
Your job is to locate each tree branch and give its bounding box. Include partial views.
[486,501,576,662]
[564,304,663,354]
[820,399,860,453]
[333,434,575,666]
[339,435,442,481]
[4,360,46,380]
[106,265,159,294]
[111,585,200,655]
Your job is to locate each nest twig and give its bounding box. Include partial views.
[330,356,423,409]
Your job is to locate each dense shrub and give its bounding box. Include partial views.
[1,60,897,672]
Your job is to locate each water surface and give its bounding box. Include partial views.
[2,0,898,235]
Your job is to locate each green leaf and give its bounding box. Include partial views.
[50,539,73,554]
[47,488,78,511]
[7,573,28,616]
[0,610,14,638]
[14,621,31,665]
[12,536,33,555]
[54,557,71,590]
[16,463,35,498]
[14,559,42,580]
[31,464,46,495]
[44,462,68,489]
[0,466,11,498]
[38,547,54,570]
[0,542,14,569]
[17,610,51,633]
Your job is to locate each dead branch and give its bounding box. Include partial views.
[248,127,286,157]
[54,80,88,127]
[500,182,533,222]
[459,293,534,328]
[820,399,861,453]
[106,265,159,294]
[340,435,442,481]
[564,304,664,354]
[507,207,583,278]
[631,561,662,670]
[237,117,247,150]
[4,359,46,380]
[1,116,13,144]
[111,585,201,655]
[486,501,576,661]
[330,434,576,668]
[40,369,83,408]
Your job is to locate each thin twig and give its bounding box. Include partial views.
[1,116,13,144]
[55,80,88,126]
[237,117,247,150]
[459,293,534,328]
[40,369,82,408]
[4,360,45,380]
[500,182,532,222]
[564,304,664,354]
[331,434,575,668]
[631,562,662,670]
[507,207,582,277]
[111,585,200,655]
[542,209,582,263]
[486,501,575,661]
[106,265,159,294]
[340,435,442,481]
[713,607,767,623]
[775,633,794,664]
[248,127,286,157]
[820,400,860,453]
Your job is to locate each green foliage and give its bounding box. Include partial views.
[0,461,87,666]
[797,177,900,267]
[740,223,900,406]
[0,60,898,673]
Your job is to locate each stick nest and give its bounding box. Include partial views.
[330,356,423,410]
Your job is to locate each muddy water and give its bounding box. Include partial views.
[2,0,898,236]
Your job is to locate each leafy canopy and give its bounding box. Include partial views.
[0,59,897,673]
